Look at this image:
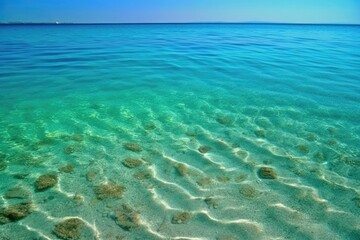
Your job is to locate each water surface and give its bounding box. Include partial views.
[0,24,359,240]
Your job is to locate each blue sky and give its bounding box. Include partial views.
[0,0,359,24]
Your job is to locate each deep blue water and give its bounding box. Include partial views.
[0,24,359,240]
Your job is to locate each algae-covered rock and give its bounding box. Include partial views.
[13,172,30,179]
[171,212,191,224]
[114,204,141,230]
[38,136,56,145]
[327,139,337,146]
[216,176,230,183]
[175,163,188,176]
[94,183,125,200]
[235,174,247,182]
[122,158,143,168]
[8,152,38,165]
[306,133,317,141]
[0,161,7,171]
[196,177,212,186]
[64,145,76,154]
[4,186,30,199]
[254,129,266,137]
[35,174,58,191]
[0,153,7,171]
[185,131,198,137]
[204,197,218,209]
[31,137,56,150]
[0,203,33,224]
[297,144,310,154]
[257,167,277,179]
[53,218,84,240]
[0,215,9,225]
[355,198,360,208]
[239,184,259,199]
[123,143,142,152]
[86,170,97,182]
[327,126,337,134]
[314,152,325,162]
[144,123,156,131]
[59,164,74,173]
[73,194,84,206]
[71,135,84,142]
[133,171,152,180]
[343,156,360,167]
[216,116,232,125]
[198,146,211,154]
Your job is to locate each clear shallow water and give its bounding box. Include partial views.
[0,24,359,240]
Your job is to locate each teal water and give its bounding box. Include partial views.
[0,24,359,240]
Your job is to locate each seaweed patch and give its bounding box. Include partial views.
[94,183,126,200]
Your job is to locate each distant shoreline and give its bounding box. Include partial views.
[0,22,359,26]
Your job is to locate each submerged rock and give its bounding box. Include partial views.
[197,177,212,186]
[0,153,6,161]
[59,164,74,173]
[71,134,84,142]
[171,212,191,224]
[198,146,211,154]
[8,152,41,166]
[4,186,30,199]
[258,167,277,179]
[306,133,317,141]
[73,194,84,206]
[123,143,142,152]
[354,197,360,208]
[297,144,310,154]
[13,173,30,179]
[35,174,58,191]
[0,161,7,171]
[144,123,156,131]
[254,129,266,137]
[0,153,7,171]
[342,156,360,167]
[327,126,337,134]
[132,171,152,180]
[216,116,232,125]
[239,184,259,199]
[31,137,56,150]
[0,203,33,224]
[94,183,125,200]
[327,139,337,146]
[314,152,325,162]
[122,158,143,168]
[175,163,188,177]
[235,174,247,182]
[204,197,219,209]
[185,131,198,137]
[216,176,230,183]
[53,218,84,240]
[0,215,8,225]
[64,145,76,154]
[114,204,141,230]
[86,170,97,182]
[37,137,56,145]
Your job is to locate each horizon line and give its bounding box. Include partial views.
[0,21,359,26]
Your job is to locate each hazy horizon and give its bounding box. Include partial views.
[1,21,359,25]
[1,0,359,25]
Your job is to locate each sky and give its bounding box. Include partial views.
[0,0,359,24]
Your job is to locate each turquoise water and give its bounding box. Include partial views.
[0,24,359,240]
